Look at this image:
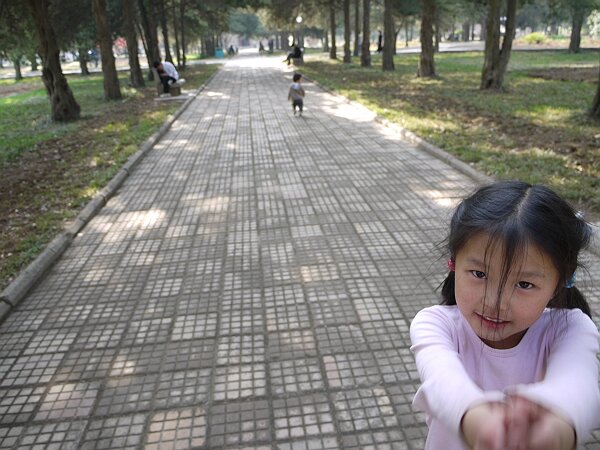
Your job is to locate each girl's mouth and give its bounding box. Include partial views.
[476,312,509,330]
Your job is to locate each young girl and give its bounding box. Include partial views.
[410,181,600,450]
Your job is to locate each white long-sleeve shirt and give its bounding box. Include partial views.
[410,305,600,450]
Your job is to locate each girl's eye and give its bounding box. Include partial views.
[471,270,486,279]
[517,281,534,289]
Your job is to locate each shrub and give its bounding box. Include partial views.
[523,32,548,45]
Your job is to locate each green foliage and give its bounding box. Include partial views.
[587,9,600,37]
[523,31,549,44]
[229,9,265,37]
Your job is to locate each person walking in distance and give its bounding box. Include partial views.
[288,73,305,117]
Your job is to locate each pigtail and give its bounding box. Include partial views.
[440,272,456,305]
[549,285,592,318]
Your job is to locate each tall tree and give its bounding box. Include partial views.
[92,0,121,100]
[25,0,80,121]
[353,0,360,56]
[158,0,173,62]
[480,0,517,90]
[382,0,394,70]
[122,0,145,87]
[360,0,371,66]
[138,0,161,75]
[329,0,337,59]
[343,0,351,62]
[418,0,436,77]
[591,67,600,119]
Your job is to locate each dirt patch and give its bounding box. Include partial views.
[0,80,45,98]
[527,67,599,83]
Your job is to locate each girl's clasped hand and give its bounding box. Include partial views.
[462,396,575,450]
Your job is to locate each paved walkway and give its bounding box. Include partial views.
[1,55,599,449]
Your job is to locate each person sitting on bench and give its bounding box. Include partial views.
[153,60,179,94]
[283,45,302,66]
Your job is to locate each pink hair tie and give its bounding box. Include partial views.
[447,259,456,272]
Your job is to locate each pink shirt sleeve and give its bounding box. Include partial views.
[507,309,600,442]
[410,306,505,434]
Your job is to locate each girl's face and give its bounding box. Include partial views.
[454,232,559,349]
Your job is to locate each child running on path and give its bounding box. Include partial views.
[288,73,305,116]
[410,181,600,450]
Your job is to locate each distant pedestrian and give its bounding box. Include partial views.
[287,72,305,116]
[377,30,383,53]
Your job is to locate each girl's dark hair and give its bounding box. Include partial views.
[440,181,592,317]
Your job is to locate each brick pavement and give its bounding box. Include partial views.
[0,55,599,449]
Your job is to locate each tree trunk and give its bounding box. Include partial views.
[590,67,600,119]
[496,0,517,86]
[343,0,351,62]
[481,0,516,90]
[13,58,23,80]
[92,0,121,100]
[360,0,371,66]
[123,0,145,87]
[157,0,173,62]
[568,9,584,53]
[138,0,161,77]
[179,0,186,68]
[323,30,330,52]
[28,51,38,71]
[353,0,360,56]
[382,0,394,71]
[25,0,80,122]
[462,20,470,41]
[329,0,337,60]
[418,0,436,78]
[172,0,182,66]
[480,0,501,89]
[78,46,90,75]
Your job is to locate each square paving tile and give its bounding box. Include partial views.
[273,393,335,440]
[315,325,368,355]
[332,388,398,433]
[218,309,264,335]
[362,319,410,351]
[270,358,325,396]
[110,344,165,377]
[171,313,218,341]
[94,374,158,416]
[17,420,87,450]
[276,436,340,450]
[216,335,265,365]
[73,323,127,351]
[268,330,317,360]
[161,339,215,372]
[208,399,269,448]
[0,386,45,424]
[340,429,409,450]
[23,330,78,356]
[374,348,419,384]
[145,407,206,450]
[123,319,173,346]
[0,309,50,333]
[213,364,266,401]
[54,348,117,383]
[82,413,146,449]
[154,369,211,409]
[35,382,100,421]
[1,353,64,387]
[323,353,381,389]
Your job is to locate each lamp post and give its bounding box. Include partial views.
[295,15,303,48]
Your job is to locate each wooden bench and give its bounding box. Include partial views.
[292,55,304,66]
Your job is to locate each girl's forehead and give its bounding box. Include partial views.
[459,232,554,271]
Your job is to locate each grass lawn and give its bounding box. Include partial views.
[300,50,599,217]
[0,63,219,290]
